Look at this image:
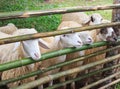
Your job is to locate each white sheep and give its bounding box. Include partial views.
[57,21,93,89]
[1,28,49,88]
[36,23,83,89]
[0,23,18,34]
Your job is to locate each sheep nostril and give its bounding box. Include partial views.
[34,53,39,58]
[77,41,82,44]
[114,38,117,41]
[88,38,92,42]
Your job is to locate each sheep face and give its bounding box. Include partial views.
[90,13,103,24]
[78,31,93,44]
[99,27,117,42]
[56,33,83,48]
[13,39,49,61]
[22,39,41,60]
[13,28,49,61]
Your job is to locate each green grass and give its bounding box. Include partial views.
[0,0,113,32]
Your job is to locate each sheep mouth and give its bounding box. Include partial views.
[106,37,118,42]
[34,53,39,58]
[106,37,118,46]
[74,45,83,48]
[85,41,93,45]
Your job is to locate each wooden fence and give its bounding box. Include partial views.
[0,4,120,89]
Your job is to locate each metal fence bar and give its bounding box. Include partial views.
[0,4,120,20]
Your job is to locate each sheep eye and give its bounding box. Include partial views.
[63,34,66,37]
[91,16,94,22]
[78,35,81,38]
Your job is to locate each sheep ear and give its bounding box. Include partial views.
[12,42,21,52]
[96,29,100,35]
[39,39,50,49]
[54,35,61,43]
[90,16,94,22]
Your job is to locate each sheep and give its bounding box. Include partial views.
[62,12,91,26]
[56,21,93,89]
[59,13,102,89]
[101,2,120,88]
[36,23,83,89]
[61,13,117,88]
[62,12,103,27]
[83,19,117,86]
[0,28,50,88]
[0,23,18,34]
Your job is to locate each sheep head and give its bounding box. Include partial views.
[78,31,93,45]
[98,19,118,43]
[57,22,83,48]
[90,13,103,25]
[98,27,117,43]
[55,33,83,48]
[13,28,49,61]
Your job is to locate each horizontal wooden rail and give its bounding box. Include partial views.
[81,71,120,89]
[99,79,120,89]
[0,4,120,20]
[0,22,120,45]
[12,53,120,89]
[1,44,120,86]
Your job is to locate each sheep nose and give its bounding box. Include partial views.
[114,37,117,41]
[88,38,92,42]
[77,41,83,46]
[34,53,40,58]
[77,41,82,44]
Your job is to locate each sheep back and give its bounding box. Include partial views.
[62,12,90,26]
[0,23,18,34]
